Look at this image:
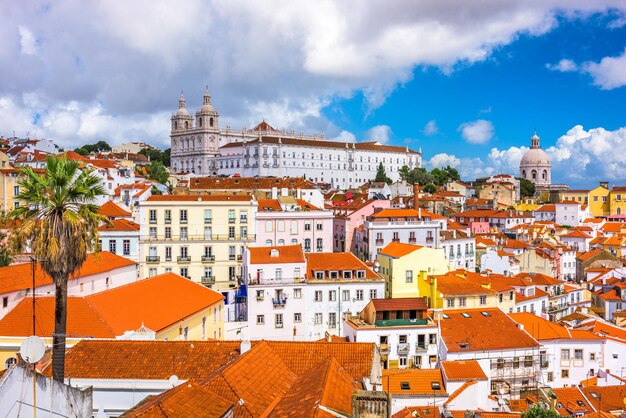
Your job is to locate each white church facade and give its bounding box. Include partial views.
[170,90,421,190]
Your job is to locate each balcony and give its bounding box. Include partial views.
[180,219,188,224]
[202,255,215,262]
[375,239,384,245]
[398,343,410,354]
[201,276,215,286]
[249,277,307,285]
[240,217,248,224]
[548,304,568,313]
[228,218,236,224]
[149,218,157,224]
[140,234,256,243]
[380,343,390,355]
[408,238,416,243]
[272,297,287,307]
[164,218,171,224]
[204,218,212,224]
[177,256,191,263]
[415,344,427,352]
[392,238,400,243]
[146,256,160,263]
[426,237,434,243]
[229,255,236,261]
[237,255,242,261]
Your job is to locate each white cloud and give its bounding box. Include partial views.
[458,119,494,144]
[0,2,625,146]
[583,48,626,89]
[546,58,578,72]
[423,119,438,136]
[366,125,392,144]
[334,130,356,142]
[18,26,38,56]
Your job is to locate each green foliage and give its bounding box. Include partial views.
[375,162,392,185]
[430,166,460,186]
[74,140,111,155]
[517,177,536,198]
[0,231,13,267]
[399,165,459,186]
[139,147,171,166]
[150,186,163,195]
[423,183,437,194]
[522,405,560,418]
[6,155,107,381]
[144,161,170,185]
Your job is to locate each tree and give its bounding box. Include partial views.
[7,156,106,382]
[0,231,13,267]
[518,177,536,198]
[430,165,460,186]
[374,162,392,185]
[521,404,559,418]
[423,183,437,194]
[74,140,111,155]
[139,147,171,166]
[145,161,170,185]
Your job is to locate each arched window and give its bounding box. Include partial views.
[184,121,188,129]
[174,121,178,130]
[542,170,547,180]
[531,170,537,180]
[522,170,526,178]
[198,117,202,127]
[266,239,272,246]
[618,208,622,215]
[278,239,285,246]
[210,117,214,127]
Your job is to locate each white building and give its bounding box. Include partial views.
[555,201,590,227]
[440,229,476,271]
[98,219,141,262]
[243,245,385,341]
[169,90,421,188]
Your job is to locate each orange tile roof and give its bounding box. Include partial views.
[60,150,88,162]
[440,308,540,352]
[552,387,596,416]
[535,204,556,212]
[44,340,241,379]
[187,176,318,190]
[435,274,502,296]
[441,360,487,381]
[248,244,305,264]
[98,201,132,218]
[379,242,424,258]
[257,198,282,211]
[562,230,593,239]
[581,385,626,413]
[382,368,447,396]
[98,218,140,232]
[0,251,136,295]
[0,273,224,338]
[372,297,428,311]
[600,222,625,233]
[577,248,604,261]
[122,380,234,417]
[510,313,603,341]
[305,252,380,280]
[372,208,446,220]
[393,407,441,418]
[146,194,252,202]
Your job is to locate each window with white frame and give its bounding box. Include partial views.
[356,289,363,300]
[328,312,337,328]
[314,313,322,324]
[275,314,283,328]
[294,313,302,323]
[342,290,350,301]
[329,290,336,301]
[257,315,264,325]
[406,270,413,283]
[294,288,301,299]
[370,289,377,300]
[314,291,322,302]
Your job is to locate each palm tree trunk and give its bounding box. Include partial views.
[52,275,68,382]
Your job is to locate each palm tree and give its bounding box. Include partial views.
[7,155,106,382]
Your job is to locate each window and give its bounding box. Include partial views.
[458,297,466,307]
[229,226,235,239]
[304,222,311,231]
[240,226,248,239]
[429,334,437,344]
[13,186,19,196]
[574,349,583,360]
[561,369,569,378]
[180,209,187,223]
[447,298,455,308]
[180,267,188,278]
[2,296,8,308]
[399,356,407,368]
[316,221,323,231]
[513,357,520,369]
[109,240,117,254]
[294,288,302,299]
[329,290,336,301]
[314,313,322,324]
[275,314,283,328]
[479,295,487,305]
[561,349,570,360]
[304,238,311,252]
[329,312,337,328]
[316,238,323,252]
[589,353,596,361]
[294,313,302,323]
[406,270,413,283]
[240,210,247,223]
[257,315,265,325]
[148,268,157,277]
[180,227,188,240]
[228,209,235,223]
[547,372,553,382]
[342,290,350,301]
[149,209,157,223]
[370,289,377,300]
[165,227,172,239]
[164,209,171,224]
[149,226,157,239]
[165,246,172,261]
[356,289,364,300]
[314,290,322,302]
[524,356,533,367]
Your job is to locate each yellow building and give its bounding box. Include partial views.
[376,242,449,298]
[0,163,22,212]
[609,186,626,216]
[0,272,225,367]
[559,189,590,205]
[139,194,257,290]
[587,184,610,217]
[418,270,515,312]
[478,181,517,207]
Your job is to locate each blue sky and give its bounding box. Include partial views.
[1,2,625,187]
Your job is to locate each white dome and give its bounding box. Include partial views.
[520,148,550,166]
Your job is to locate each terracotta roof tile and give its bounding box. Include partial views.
[98,201,132,218]
[382,368,446,396]
[187,176,317,191]
[552,387,596,416]
[305,252,380,280]
[440,308,540,352]
[146,194,252,202]
[371,297,428,311]
[581,385,626,412]
[441,360,487,381]
[98,218,140,232]
[0,252,136,295]
[379,242,424,258]
[248,244,305,264]
[220,136,419,154]
[510,313,603,341]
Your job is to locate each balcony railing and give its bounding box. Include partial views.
[380,343,390,355]
[146,256,160,263]
[392,238,400,242]
[240,217,248,223]
[229,255,236,261]
[202,255,215,262]
[415,344,427,352]
[272,297,287,307]
[375,239,384,245]
[249,277,307,285]
[180,219,188,224]
[142,234,256,242]
[408,238,416,243]
[177,256,191,263]
[426,237,434,243]
[201,276,215,286]
[398,343,410,354]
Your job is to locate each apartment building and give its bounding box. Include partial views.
[138,195,257,290]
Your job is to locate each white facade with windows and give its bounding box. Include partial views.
[99,229,140,262]
[170,90,421,188]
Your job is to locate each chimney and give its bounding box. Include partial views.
[240,340,251,354]
[413,183,419,211]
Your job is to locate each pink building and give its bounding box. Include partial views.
[332,199,391,252]
[469,221,490,234]
[255,197,334,253]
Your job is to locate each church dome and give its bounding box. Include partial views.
[197,87,217,114]
[175,93,190,117]
[520,147,550,166]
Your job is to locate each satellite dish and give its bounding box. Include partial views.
[20,336,45,364]
[168,375,179,387]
